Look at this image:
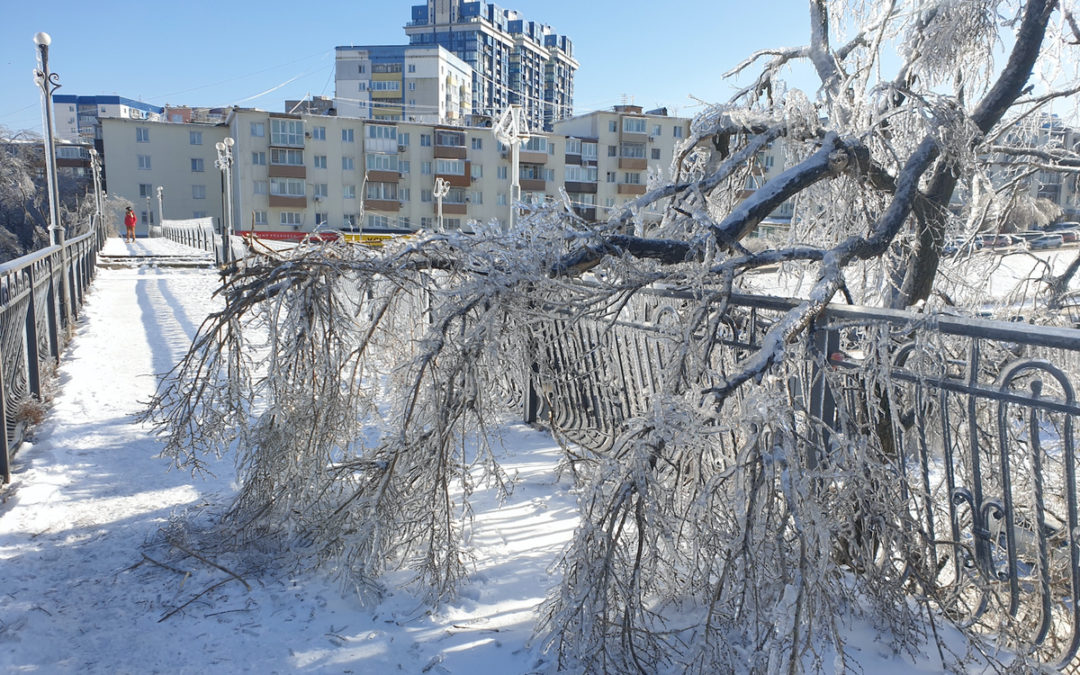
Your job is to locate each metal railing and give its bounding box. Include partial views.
[0,218,106,483]
[522,286,1080,670]
[161,217,244,264]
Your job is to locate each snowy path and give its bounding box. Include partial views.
[0,238,576,674]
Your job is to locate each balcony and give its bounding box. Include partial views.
[269,195,306,208]
[435,170,471,188]
[366,137,398,154]
[573,206,596,221]
[434,145,467,159]
[564,181,597,194]
[366,169,400,183]
[617,183,646,196]
[520,178,546,191]
[269,165,306,179]
[435,203,467,215]
[519,150,548,164]
[619,158,647,171]
[364,198,401,212]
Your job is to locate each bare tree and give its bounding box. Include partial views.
[146,1,1080,672]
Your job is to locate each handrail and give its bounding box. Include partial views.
[0,217,107,483]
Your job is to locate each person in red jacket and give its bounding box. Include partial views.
[124,207,136,243]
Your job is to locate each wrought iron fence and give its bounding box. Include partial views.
[0,218,105,483]
[523,286,1080,670]
[161,217,244,263]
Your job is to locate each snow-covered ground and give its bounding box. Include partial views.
[0,237,1051,673]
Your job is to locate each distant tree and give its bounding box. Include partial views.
[147,1,1080,672]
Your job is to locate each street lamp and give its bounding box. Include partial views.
[215,136,236,265]
[88,147,104,237]
[433,177,450,231]
[32,32,63,247]
[493,104,529,231]
[156,186,164,235]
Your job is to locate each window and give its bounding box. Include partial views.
[313,155,327,169]
[651,124,662,137]
[270,118,304,146]
[342,128,355,142]
[622,118,646,134]
[606,171,616,183]
[190,131,203,145]
[497,165,508,180]
[436,158,464,175]
[400,132,410,146]
[280,211,302,226]
[471,137,483,150]
[270,177,305,196]
[420,134,432,147]
[253,211,267,225]
[311,126,326,141]
[401,187,410,201]
[421,217,433,228]
[343,184,356,199]
[400,160,411,174]
[565,166,598,182]
[421,161,432,175]
[408,64,416,73]
[192,185,206,200]
[470,190,483,205]
[366,154,398,172]
[408,83,416,91]
[436,130,464,147]
[523,137,547,153]
[582,142,598,160]
[141,210,155,225]
[343,157,355,170]
[497,193,507,206]
[651,148,661,160]
[370,81,400,92]
[608,145,617,157]
[421,189,432,203]
[253,180,268,195]
[250,122,265,137]
[136,127,150,143]
[358,65,365,73]
[191,158,205,172]
[608,120,617,133]
[368,125,397,140]
[314,212,328,225]
[471,164,483,179]
[673,126,684,138]
[344,214,357,227]
[368,214,391,229]
[137,155,151,170]
[623,172,642,184]
[313,183,328,198]
[252,151,267,166]
[271,148,303,165]
[138,183,152,198]
[193,211,208,218]
[620,143,646,159]
[445,218,461,230]
[566,138,581,155]
[366,182,398,200]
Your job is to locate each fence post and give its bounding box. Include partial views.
[24,267,41,400]
[46,254,60,362]
[0,346,8,483]
[808,322,840,470]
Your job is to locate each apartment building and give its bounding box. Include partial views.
[334,45,472,125]
[53,95,163,144]
[98,106,693,238]
[985,114,1080,221]
[404,1,578,131]
[100,118,227,236]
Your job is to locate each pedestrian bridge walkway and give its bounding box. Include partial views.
[97,236,216,269]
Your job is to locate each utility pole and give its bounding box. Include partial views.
[156,186,164,235]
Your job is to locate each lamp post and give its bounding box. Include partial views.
[88,147,104,240]
[144,195,151,239]
[433,177,450,231]
[214,136,235,265]
[156,186,164,236]
[492,104,529,231]
[32,32,63,247]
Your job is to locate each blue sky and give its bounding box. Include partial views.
[2,1,813,133]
